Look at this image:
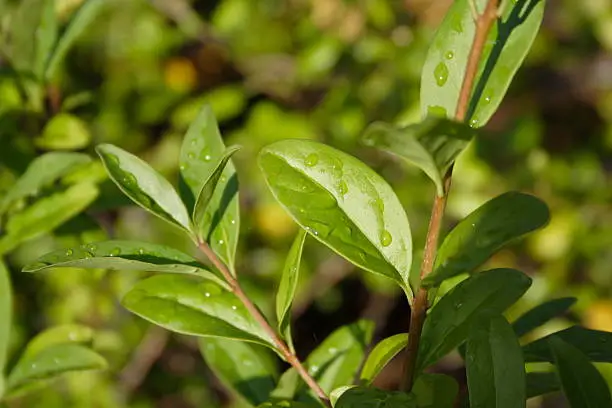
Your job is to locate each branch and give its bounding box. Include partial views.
[196,240,331,406]
[401,0,500,392]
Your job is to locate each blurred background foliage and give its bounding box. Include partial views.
[0,0,611,406]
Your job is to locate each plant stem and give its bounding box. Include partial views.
[197,240,331,406]
[401,0,500,392]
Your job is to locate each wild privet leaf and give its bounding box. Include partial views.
[335,387,417,408]
[192,145,241,241]
[549,336,612,408]
[420,0,545,127]
[330,385,356,406]
[304,320,374,394]
[6,344,106,393]
[417,269,531,371]
[0,261,11,379]
[0,152,91,214]
[199,338,278,406]
[526,372,560,399]
[179,105,240,273]
[360,333,408,384]
[423,192,549,288]
[35,113,91,150]
[23,240,227,288]
[45,0,106,81]
[259,140,413,298]
[523,326,612,363]
[513,297,576,338]
[21,325,93,360]
[0,183,98,255]
[122,275,275,349]
[276,230,307,350]
[96,144,192,234]
[466,316,526,408]
[362,117,475,196]
[412,373,458,408]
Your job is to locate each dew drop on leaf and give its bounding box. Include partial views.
[434,62,449,86]
[380,230,393,247]
[109,247,121,257]
[65,249,74,256]
[338,180,349,195]
[204,154,212,162]
[87,244,97,253]
[305,153,319,167]
[445,50,454,60]
[138,248,145,255]
[188,152,195,159]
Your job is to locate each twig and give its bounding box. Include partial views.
[401,0,500,392]
[197,240,331,406]
[119,326,169,395]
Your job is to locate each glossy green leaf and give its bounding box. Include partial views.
[466,316,526,408]
[360,333,408,383]
[23,240,226,288]
[330,385,356,406]
[192,145,241,241]
[179,105,240,273]
[513,297,576,338]
[417,269,531,371]
[259,140,413,297]
[45,0,106,80]
[199,338,277,406]
[0,183,98,255]
[0,152,90,214]
[549,336,612,408]
[420,0,545,127]
[35,113,91,150]
[21,325,93,360]
[423,192,549,288]
[96,144,192,234]
[526,372,560,399]
[6,344,106,392]
[304,320,374,394]
[276,229,307,348]
[523,326,612,363]
[412,373,458,408]
[362,117,475,196]
[0,261,11,378]
[122,275,274,348]
[335,387,417,408]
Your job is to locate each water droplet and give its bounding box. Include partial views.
[469,118,479,128]
[204,154,212,162]
[310,365,319,373]
[434,62,449,86]
[218,239,225,245]
[454,302,463,309]
[180,164,187,170]
[231,305,237,310]
[220,176,227,183]
[87,244,97,253]
[190,139,197,146]
[484,95,492,104]
[380,230,393,247]
[445,51,454,60]
[65,249,73,256]
[138,248,145,255]
[328,347,337,354]
[230,219,236,225]
[305,153,319,167]
[188,152,195,159]
[109,247,121,257]
[338,180,348,195]
[205,292,211,297]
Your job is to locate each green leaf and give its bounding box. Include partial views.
[45,0,106,81]
[257,402,315,408]
[417,269,531,371]
[0,183,98,255]
[33,0,57,80]
[0,260,11,378]
[6,344,106,393]
[22,240,226,288]
[20,324,93,360]
[0,152,91,214]
[513,297,576,338]
[420,0,545,127]
[276,229,307,349]
[199,338,277,406]
[121,275,274,348]
[523,326,612,363]
[360,333,408,384]
[549,336,612,408]
[96,144,192,234]
[526,372,560,399]
[192,145,241,241]
[179,105,240,273]
[362,117,475,196]
[466,316,526,408]
[35,113,91,150]
[412,373,458,408]
[423,192,549,288]
[259,139,413,298]
[335,387,417,408]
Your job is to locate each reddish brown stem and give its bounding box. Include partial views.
[401,0,500,392]
[197,241,330,406]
